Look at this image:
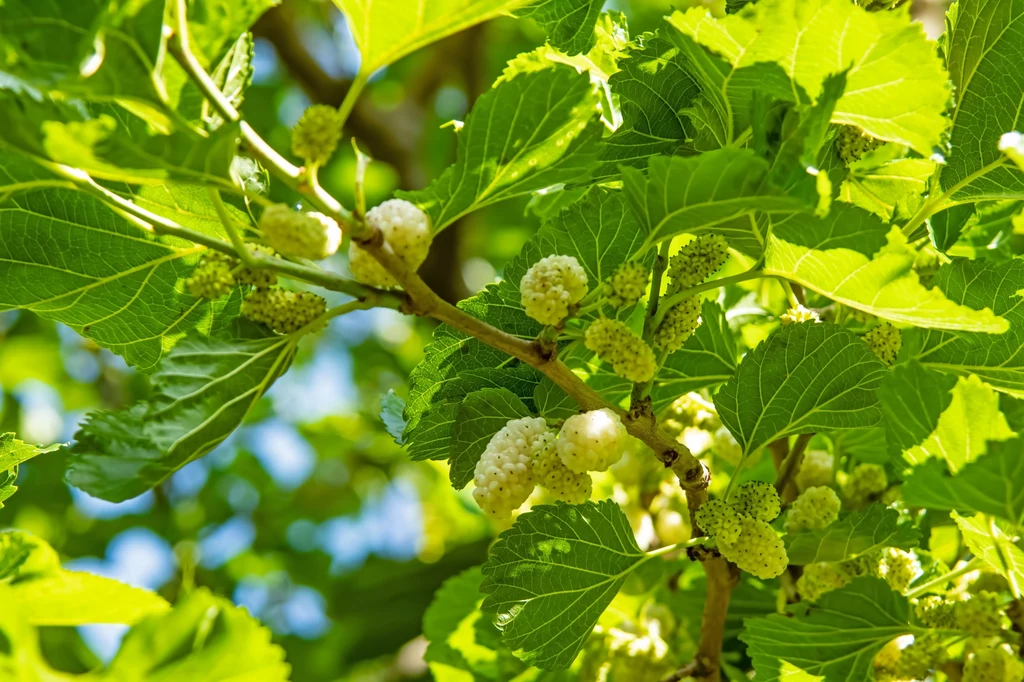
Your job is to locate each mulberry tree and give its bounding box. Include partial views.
[1,0,1024,680]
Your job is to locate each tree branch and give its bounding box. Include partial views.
[775,433,813,502]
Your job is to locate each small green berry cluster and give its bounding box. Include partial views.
[186,245,278,300]
[695,483,787,579]
[836,125,884,164]
[841,462,889,508]
[864,322,902,365]
[291,104,344,167]
[784,486,841,533]
[602,261,649,308]
[584,317,657,382]
[964,645,1024,682]
[795,450,834,491]
[259,204,342,261]
[240,288,327,334]
[349,199,433,287]
[654,234,729,352]
[797,548,918,602]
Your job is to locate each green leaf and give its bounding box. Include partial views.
[107,588,290,682]
[481,500,651,671]
[839,158,934,223]
[0,531,60,580]
[915,258,1024,397]
[785,505,919,565]
[424,567,509,680]
[930,203,975,253]
[517,0,604,55]
[381,390,408,445]
[622,149,806,252]
[878,361,956,466]
[713,322,886,459]
[763,204,1007,332]
[334,0,532,75]
[949,200,1023,260]
[0,0,170,112]
[0,434,59,508]
[953,511,1024,594]
[597,37,698,174]
[903,440,1024,525]
[67,322,296,501]
[11,570,170,627]
[399,65,604,233]
[0,185,236,370]
[741,577,920,682]
[533,377,578,420]
[940,0,1024,202]
[650,300,737,413]
[669,0,951,157]
[452,389,532,490]
[186,0,279,65]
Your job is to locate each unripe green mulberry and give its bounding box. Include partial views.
[796,450,834,491]
[520,255,589,325]
[732,481,781,523]
[584,317,657,382]
[241,288,327,334]
[836,125,884,165]
[186,255,236,299]
[797,562,851,602]
[259,204,342,261]
[655,509,690,546]
[234,244,279,289]
[694,499,742,545]
[653,296,701,352]
[863,322,901,365]
[291,104,343,167]
[842,463,888,508]
[964,645,1024,682]
[956,591,1005,637]
[718,515,788,579]
[873,638,903,681]
[784,486,841,533]
[780,304,820,325]
[605,629,671,682]
[915,596,957,629]
[894,633,947,680]
[666,234,729,293]
[603,261,649,308]
[556,408,628,473]
[471,416,549,518]
[533,431,592,504]
[349,199,432,287]
[879,548,918,593]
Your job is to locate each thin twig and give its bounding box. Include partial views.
[905,557,984,599]
[775,433,813,498]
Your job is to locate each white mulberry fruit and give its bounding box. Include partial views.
[666,234,729,293]
[718,515,788,580]
[556,408,628,474]
[259,204,342,261]
[584,318,657,383]
[964,645,1024,682]
[471,416,549,518]
[533,431,592,504]
[864,323,901,366]
[842,463,888,508]
[604,261,649,308]
[291,104,343,167]
[956,591,1005,637]
[349,199,432,287]
[894,633,947,680]
[732,481,781,523]
[915,596,957,629]
[520,254,589,326]
[797,562,851,602]
[186,255,236,299]
[241,288,327,334]
[796,450,834,491]
[784,486,841,533]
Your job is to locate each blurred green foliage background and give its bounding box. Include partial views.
[0,0,950,679]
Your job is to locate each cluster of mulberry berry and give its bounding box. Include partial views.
[471,416,549,518]
[795,450,834,491]
[603,261,649,308]
[556,408,628,474]
[240,288,327,334]
[349,199,432,287]
[893,634,949,680]
[291,104,343,167]
[695,483,787,579]
[520,254,589,326]
[259,204,342,261]
[956,591,1005,637]
[186,246,279,300]
[654,234,728,352]
[582,626,671,682]
[797,548,918,601]
[584,318,657,382]
[662,393,720,436]
[532,432,592,504]
[835,125,884,165]
[780,304,820,325]
[784,486,840,533]
[964,645,1024,682]
[864,322,902,365]
[841,462,888,508]
[915,595,957,629]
